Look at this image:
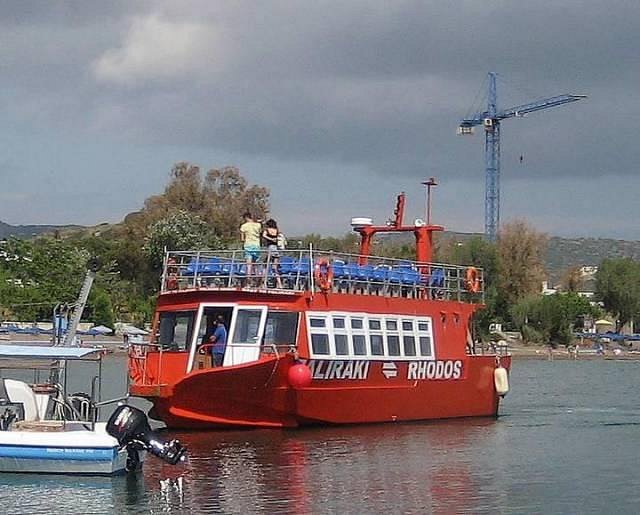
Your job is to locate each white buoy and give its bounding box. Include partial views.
[494,366,509,396]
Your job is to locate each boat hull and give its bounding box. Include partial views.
[0,425,143,475]
[137,354,510,429]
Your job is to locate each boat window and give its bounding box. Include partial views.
[370,334,384,355]
[386,320,397,331]
[158,311,195,351]
[403,335,416,356]
[418,321,430,332]
[264,311,299,347]
[333,317,345,329]
[419,336,432,357]
[334,334,349,355]
[232,309,263,343]
[311,334,330,355]
[369,319,381,330]
[353,334,367,355]
[351,318,364,330]
[387,335,401,356]
[310,318,326,328]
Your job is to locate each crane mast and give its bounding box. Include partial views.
[459,72,586,241]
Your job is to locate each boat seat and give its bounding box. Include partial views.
[13,420,66,432]
[3,379,40,422]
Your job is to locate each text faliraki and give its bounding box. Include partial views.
[304,360,464,381]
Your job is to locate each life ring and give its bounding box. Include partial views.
[314,259,334,292]
[465,267,480,293]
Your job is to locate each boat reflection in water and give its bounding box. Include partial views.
[140,418,506,514]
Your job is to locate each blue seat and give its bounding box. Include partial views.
[402,268,419,285]
[182,258,203,276]
[388,268,403,284]
[294,258,311,275]
[430,268,445,288]
[358,264,375,281]
[332,260,348,278]
[279,256,295,274]
[202,257,222,275]
[372,265,389,282]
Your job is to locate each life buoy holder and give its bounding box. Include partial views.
[465,266,480,293]
[314,259,334,292]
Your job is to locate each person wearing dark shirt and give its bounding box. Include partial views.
[209,316,228,367]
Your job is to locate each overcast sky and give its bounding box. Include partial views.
[1,1,639,238]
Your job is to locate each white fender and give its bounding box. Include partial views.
[494,366,509,396]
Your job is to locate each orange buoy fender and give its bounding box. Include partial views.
[288,363,312,389]
[494,366,509,396]
[465,266,480,293]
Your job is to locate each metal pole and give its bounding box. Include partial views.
[421,178,437,225]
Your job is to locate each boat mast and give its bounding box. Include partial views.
[353,188,443,264]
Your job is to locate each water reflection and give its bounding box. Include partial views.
[144,418,504,514]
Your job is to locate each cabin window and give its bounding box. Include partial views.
[419,336,432,357]
[387,335,401,356]
[306,311,435,360]
[233,310,263,343]
[311,334,330,355]
[370,334,384,355]
[351,318,364,330]
[353,334,367,355]
[333,317,345,329]
[335,334,349,355]
[264,311,299,347]
[403,336,416,356]
[310,318,326,328]
[158,311,195,351]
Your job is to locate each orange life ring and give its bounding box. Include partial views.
[314,259,334,292]
[465,267,480,293]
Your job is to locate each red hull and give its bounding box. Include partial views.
[132,353,511,429]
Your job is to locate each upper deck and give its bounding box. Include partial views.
[161,249,484,303]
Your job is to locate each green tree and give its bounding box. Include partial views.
[144,210,222,268]
[596,258,640,330]
[511,293,599,346]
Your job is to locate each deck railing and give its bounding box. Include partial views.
[161,249,485,303]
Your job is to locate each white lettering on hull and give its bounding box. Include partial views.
[307,360,370,380]
[407,360,463,380]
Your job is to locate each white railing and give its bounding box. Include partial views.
[161,249,485,303]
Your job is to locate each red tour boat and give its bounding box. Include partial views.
[128,190,511,429]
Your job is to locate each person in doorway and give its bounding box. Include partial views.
[240,211,262,284]
[209,316,227,367]
[262,218,283,288]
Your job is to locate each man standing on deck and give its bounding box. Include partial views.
[210,316,228,367]
[240,211,262,284]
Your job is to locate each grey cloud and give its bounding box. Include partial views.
[1,0,639,231]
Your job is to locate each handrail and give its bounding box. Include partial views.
[160,249,485,303]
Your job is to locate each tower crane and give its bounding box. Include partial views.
[458,72,586,241]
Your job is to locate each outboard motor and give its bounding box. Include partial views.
[106,405,186,466]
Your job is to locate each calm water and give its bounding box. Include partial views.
[2,357,640,514]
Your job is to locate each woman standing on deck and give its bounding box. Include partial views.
[240,211,262,284]
[262,219,283,288]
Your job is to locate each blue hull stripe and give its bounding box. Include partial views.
[0,445,116,461]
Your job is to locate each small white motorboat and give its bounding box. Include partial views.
[0,344,185,475]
